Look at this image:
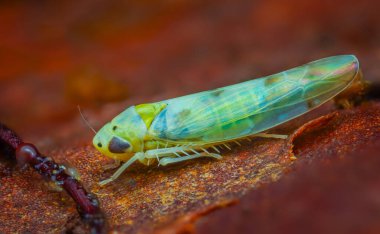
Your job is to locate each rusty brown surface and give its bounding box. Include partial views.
[156,102,380,234]
[1,0,380,233]
[189,106,380,234]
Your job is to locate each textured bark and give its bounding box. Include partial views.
[0,0,380,233]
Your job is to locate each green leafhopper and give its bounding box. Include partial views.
[93,55,360,185]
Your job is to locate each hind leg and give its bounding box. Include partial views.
[159,152,222,166]
[145,146,222,166]
[254,133,288,139]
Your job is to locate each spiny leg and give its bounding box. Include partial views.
[145,145,222,166]
[211,145,220,153]
[145,146,205,159]
[159,152,222,166]
[223,143,231,150]
[254,133,288,139]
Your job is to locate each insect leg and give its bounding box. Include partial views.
[99,153,144,186]
[211,145,220,153]
[223,143,231,150]
[233,140,241,146]
[102,159,121,170]
[254,133,288,139]
[200,147,211,155]
[181,150,191,156]
[159,153,222,166]
[190,148,201,155]
[155,142,160,162]
[145,147,191,158]
[173,151,181,157]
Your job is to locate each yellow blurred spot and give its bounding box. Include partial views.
[126,219,133,225]
[65,67,129,105]
[290,155,298,160]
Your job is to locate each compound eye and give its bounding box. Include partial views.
[108,137,130,154]
[97,142,102,148]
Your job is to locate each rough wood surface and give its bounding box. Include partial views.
[0,0,379,233]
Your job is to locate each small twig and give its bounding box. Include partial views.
[0,123,106,234]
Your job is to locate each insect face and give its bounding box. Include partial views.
[92,123,133,161]
[93,107,148,161]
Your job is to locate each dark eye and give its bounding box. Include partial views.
[97,143,102,148]
[108,137,130,153]
[112,126,117,131]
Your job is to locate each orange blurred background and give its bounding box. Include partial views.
[0,0,378,135]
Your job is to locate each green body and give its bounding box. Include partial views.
[93,55,359,161]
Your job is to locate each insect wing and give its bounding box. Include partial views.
[149,55,359,142]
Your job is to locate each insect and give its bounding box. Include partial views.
[93,55,360,185]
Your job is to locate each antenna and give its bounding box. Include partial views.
[77,105,97,134]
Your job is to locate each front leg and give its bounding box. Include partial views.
[99,153,145,186]
[99,146,222,186]
[103,159,121,170]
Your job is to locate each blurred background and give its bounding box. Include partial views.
[0,0,379,135]
[1,1,380,233]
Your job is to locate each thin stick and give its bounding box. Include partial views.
[0,123,106,233]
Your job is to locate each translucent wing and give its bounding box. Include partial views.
[148,55,359,143]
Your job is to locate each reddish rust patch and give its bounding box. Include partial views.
[292,103,380,162]
[155,200,238,234]
[191,135,380,234]
[155,102,380,233]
